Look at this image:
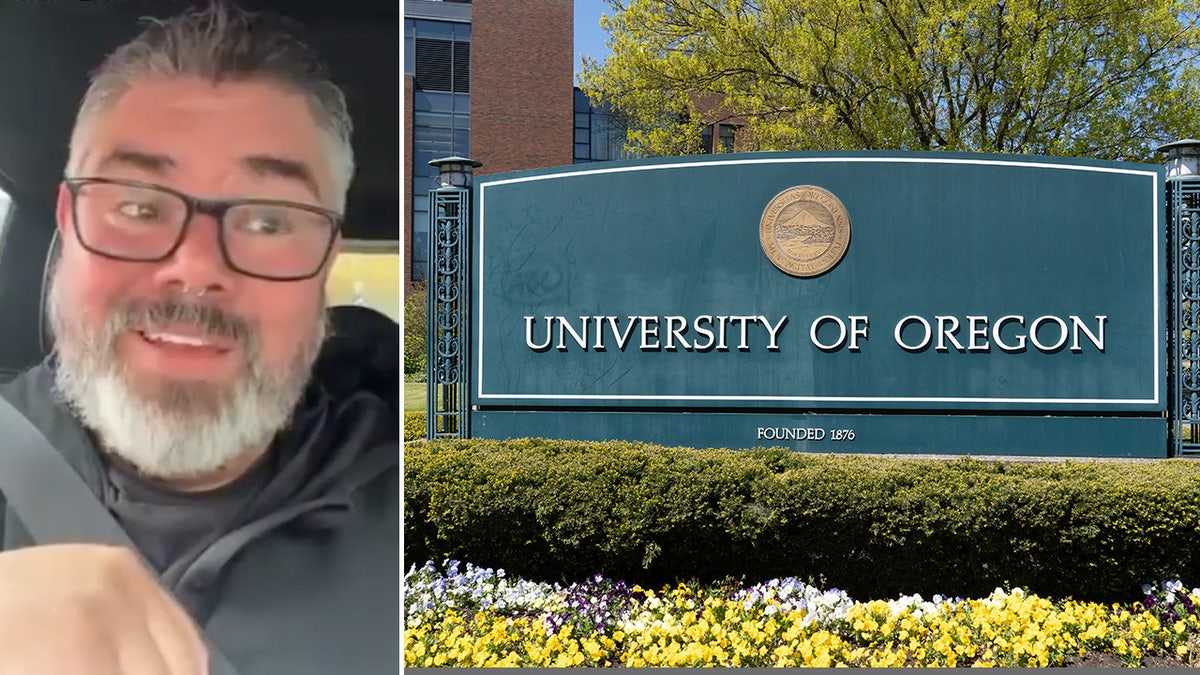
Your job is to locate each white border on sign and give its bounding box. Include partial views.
[475,156,1162,406]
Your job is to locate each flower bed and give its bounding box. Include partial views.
[404,560,1200,667]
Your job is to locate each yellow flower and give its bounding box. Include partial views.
[583,639,605,661]
[525,643,545,664]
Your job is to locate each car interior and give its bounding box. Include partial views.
[0,0,400,383]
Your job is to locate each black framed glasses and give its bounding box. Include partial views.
[63,177,342,281]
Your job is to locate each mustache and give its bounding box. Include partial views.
[112,298,254,346]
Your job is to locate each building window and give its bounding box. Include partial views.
[719,124,736,152]
[701,123,738,154]
[326,240,401,321]
[411,103,469,283]
[408,19,471,283]
[414,37,470,93]
[410,19,470,281]
[573,87,636,164]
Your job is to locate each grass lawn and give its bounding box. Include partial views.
[405,382,426,412]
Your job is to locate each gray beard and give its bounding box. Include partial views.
[47,270,327,480]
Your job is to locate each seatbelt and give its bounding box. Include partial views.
[0,395,242,675]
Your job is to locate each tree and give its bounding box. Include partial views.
[404,282,427,380]
[578,0,1200,160]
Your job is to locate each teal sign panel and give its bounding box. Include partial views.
[471,151,1165,455]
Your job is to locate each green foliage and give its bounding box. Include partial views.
[405,438,1200,601]
[404,283,427,377]
[404,412,427,442]
[580,0,1200,160]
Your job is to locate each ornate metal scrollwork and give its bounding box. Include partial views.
[426,187,471,439]
[1171,181,1200,454]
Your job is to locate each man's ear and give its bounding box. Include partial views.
[54,182,73,238]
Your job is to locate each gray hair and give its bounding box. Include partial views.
[66,1,355,211]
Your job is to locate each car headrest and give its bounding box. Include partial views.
[39,235,399,413]
[0,197,56,380]
[316,304,400,414]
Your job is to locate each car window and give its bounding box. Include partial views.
[325,241,400,321]
[0,186,10,233]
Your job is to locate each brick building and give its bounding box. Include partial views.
[404,0,573,288]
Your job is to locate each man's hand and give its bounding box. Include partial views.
[0,544,207,675]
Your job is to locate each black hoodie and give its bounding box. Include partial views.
[0,316,400,675]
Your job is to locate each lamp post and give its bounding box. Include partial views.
[1159,140,1200,457]
[429,156,483,190]
[426,156,482,440]
[1158,139,1200,180]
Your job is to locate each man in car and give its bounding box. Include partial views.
[0,3,398,674]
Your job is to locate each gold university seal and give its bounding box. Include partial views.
[759,185,851,278]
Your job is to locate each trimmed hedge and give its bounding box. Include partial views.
[404,438,1200,603]
[404,412,426,442]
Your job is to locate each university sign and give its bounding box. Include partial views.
[521,313,1109,356]
[428,151,1172,457]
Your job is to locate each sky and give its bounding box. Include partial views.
[574,0,614,80]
